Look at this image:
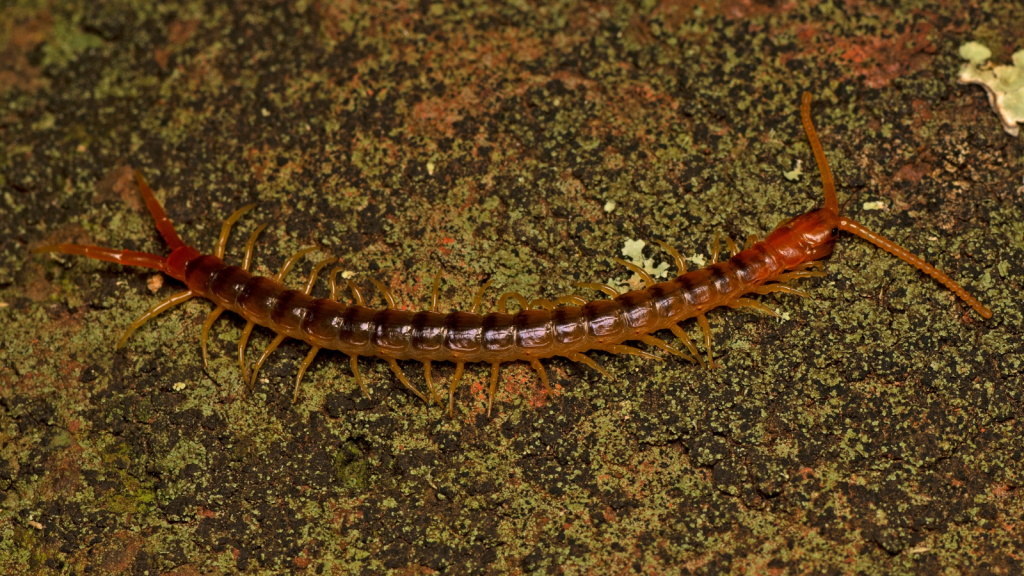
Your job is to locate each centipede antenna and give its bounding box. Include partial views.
[250,334,286,389]
[530,360,551,393]
[696,314,716,368]
[216,204,258,258]
[837,217,993,319]
[470,279,493,314]
[487,363,500,417]
[654,240,687,274]
[800,92,838,215]
[31,244,168,272]
[134,171,186,251]
[368,278,397,309]
[430,271,442,312]
[200,306,226,368]
[116,290,194,349]
[293,346,321,403]
[615,258,655,288]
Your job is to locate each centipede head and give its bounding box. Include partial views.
[780,92,992,319]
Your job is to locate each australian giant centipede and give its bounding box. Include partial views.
[34,93,992,416]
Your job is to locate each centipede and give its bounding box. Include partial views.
[33,93,993,416]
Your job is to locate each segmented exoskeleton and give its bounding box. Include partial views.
[34,93,992,415]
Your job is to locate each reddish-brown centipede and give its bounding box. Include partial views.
[34,93,992,415]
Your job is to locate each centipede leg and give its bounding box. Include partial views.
[668,324,705,369]
[116,290,195,349]
[574,282,620,298]
[350,355,370,399]
[430,271,441,312]
[529,298,556,310]
[554,295,587,306]
[497,292,530,313]
[487,363,500,417]
[745,234,759,249]
[238,321,256,384]
[602,344,662,362]
[639,335,698,364]
[470,279,493,313]
[654,240,686,274]
[615,258,654,288]
[774,270,827,282]
[423,361,444,406]
[216,204,258,258]
[275,246,319,282]
[753,284,811,298]
[565,352,613,380]
[727,298,779,317]
[242,223,269,270]
[696,314,716,368]
[725,236,739,258]
[386,358,427,403]
[200,306,226,368]
[530,359,551,393]
[250,333,286,390]
[710,232,721,264]
[369,278,397,308]
[292,346,321,404]
[448,362,466,416]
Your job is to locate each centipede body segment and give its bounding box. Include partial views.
[33,93,993,416]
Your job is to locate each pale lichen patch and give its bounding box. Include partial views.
[957,42,1024,136]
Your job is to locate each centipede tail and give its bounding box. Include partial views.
[35,93,992,417]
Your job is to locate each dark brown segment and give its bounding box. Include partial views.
[301,298,347,344]
[514,309,554,351]
[583,299,624,340]
[649,281,688,320]
[238,276,284,323]
[338,306,377,349]
[482,313,515,353]
[373,309,415,354]
[271,289,315,333]
[552,307,586,346]
[445,312,484,354]
[616,290,656,331]
[207,265,253,309]
[677,272,712,308]
[708,263,736,295]
[411,311,447,352]
[183,255,227,296]
[731,248,766,285]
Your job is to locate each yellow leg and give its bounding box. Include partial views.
[725,236,739,258]
[304,257,338,294]
[348,281,365,306]
[430,271,442,312]
[639,335,697,364]
[292,345,320,404]
[602,344,662,361]
[423,361,443,406]
[471,279,493,313]
[696,313,716,368]
[554,295,587,306]
[754,284,811,298]
[653,240,686,274]
[242,223,269,270]
[574,282,620,298]
[275,246,319,282]
[448,362,466,416]
[726,298,779,317]
[386,358,427,402]
[615,258,654,288]
[238,321,255,384]
[216,204,258,258]
[710,232,721,264]
[249,333,286,390]
[116,290,194,349]
[745,234,759,249]
[487,363,500,417]
[200,306,225,368]
[565,352,612,379]
[530,359,551,393]
[497,292,530,313]
[369,278,397,308]
[350,355,370,399]
[668,324,705,369]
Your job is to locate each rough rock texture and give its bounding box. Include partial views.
[1,0,1022,574]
